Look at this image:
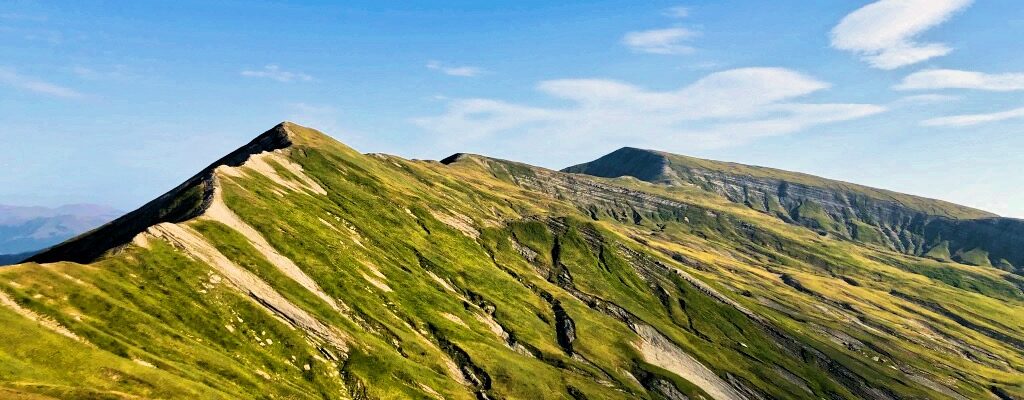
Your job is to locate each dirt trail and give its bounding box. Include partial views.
[146,223,348,351]
[0,289,86,344]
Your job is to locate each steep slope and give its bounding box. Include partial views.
[564,147,1024,274]
[0,204,122,260]
[0,124,1021,399]
[27,125,295,264]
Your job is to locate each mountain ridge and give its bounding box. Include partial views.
[564,147,995,219]
[2,123,1021,399]
[27,122,304,264]
[563,147,1023,273]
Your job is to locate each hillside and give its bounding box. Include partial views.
[0,204,122,262]
[1,123,1021,399]
[564,147,1024,274]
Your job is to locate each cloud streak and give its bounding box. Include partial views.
[830,0,972,69]
[622,27,698,55]
[662,6,690,18]
[426,61,484,77]
[894,94,960,105]
[0,67,84,98]
[241,65,313,82]
[896,69,1024,91]
[414,68,884,161]
[923,106,1024,127]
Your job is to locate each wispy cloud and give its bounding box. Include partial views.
[622,27,698,55]
[0,13,48,22]
[426,61,484,77]
[894,94,960,105]
[895,69,1024,91]
[923,106,1024,127]
[414,68,884,160]
[72,65,134,81]
[662,6,690,18]
[241,65,313,83]
[830,0,972,69]
[0,67,84,99]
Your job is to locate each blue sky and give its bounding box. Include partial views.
[2,0,1023,217]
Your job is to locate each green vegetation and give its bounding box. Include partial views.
[955,248,992,267]
[924,241,952,261]
[1,123,1021,399]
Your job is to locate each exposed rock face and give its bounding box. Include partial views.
[551,300,576,355]
[27,123,296,264]
[564,147,1023,273]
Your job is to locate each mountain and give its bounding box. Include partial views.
[564,147,1024,274]
[1,122,1021,399]
[0,251,38,266]
[0,204,122,263]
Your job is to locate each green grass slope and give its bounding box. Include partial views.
[0,123,1020,399]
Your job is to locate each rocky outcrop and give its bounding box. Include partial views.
[551,300,576,355]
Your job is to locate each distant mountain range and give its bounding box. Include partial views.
[0,204,122,262]
[2,123,1021,399]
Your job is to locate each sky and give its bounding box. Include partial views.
[1,0,1023,217]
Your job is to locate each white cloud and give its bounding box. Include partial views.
[0,67,84,98]
[663,6,690,18]
[241,65,313,83]
[893,94,960,105]
[830,0,972,69]
[922,106,1024,127]
[622,27,698,55]
[895,69,1024,91]
[426,61,484,77]
[414,68,884,160]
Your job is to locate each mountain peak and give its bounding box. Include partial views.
[26,122,331,264]
[439,152,471,165]
[563,146,675,183]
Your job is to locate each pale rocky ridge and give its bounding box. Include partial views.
[28,122,296,264]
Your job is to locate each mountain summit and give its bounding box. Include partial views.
[1,123,1021,399]
[28,122,332,264]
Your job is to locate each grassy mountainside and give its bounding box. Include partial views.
[1,123,1021,399]
[564,147,1024,274]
